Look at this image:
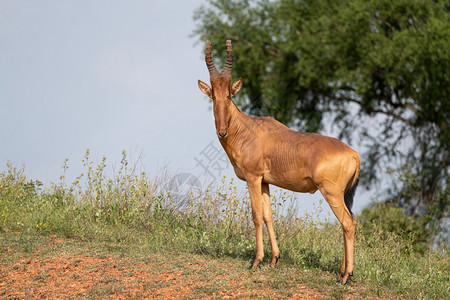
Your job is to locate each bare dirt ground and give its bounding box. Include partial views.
[0,233,366,299]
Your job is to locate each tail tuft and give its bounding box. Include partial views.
[344,178,359,216]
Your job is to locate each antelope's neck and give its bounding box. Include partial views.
[219,102,250,157]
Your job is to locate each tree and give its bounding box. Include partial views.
[193,0,449,227]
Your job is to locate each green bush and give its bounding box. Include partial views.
[358,202,431,253]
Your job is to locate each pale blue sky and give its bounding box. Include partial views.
[1,1,210,178]
[0,1,369,217]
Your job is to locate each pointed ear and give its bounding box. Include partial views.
[231,77,243,97]
[198,80,212,98]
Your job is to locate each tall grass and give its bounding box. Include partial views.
[0,151,448,299]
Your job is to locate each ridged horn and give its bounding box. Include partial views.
[221,40,233,78]
[205,41,220,79]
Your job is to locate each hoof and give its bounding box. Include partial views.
[270,255,281,268]
[248,259,262,271]
[337,274,353,285]
[336,277,348,285]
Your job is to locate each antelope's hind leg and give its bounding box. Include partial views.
[319,187,356,284]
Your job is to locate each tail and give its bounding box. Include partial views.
[344,152,360,217]
[344,178,359,217]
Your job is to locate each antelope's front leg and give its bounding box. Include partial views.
[247,179,264,270]
[262,183,280,268]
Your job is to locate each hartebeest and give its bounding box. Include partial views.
[198,40,360,284]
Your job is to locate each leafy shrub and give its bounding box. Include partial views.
[358,202,431,253]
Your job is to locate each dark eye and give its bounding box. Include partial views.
[212,96,216,101]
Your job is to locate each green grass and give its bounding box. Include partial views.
[0,152,448,299]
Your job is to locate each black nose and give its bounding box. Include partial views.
[218,132,227,138]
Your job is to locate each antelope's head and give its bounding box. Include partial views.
[198,40,242,139]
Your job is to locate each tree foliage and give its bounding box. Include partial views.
[193,0,449,221]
